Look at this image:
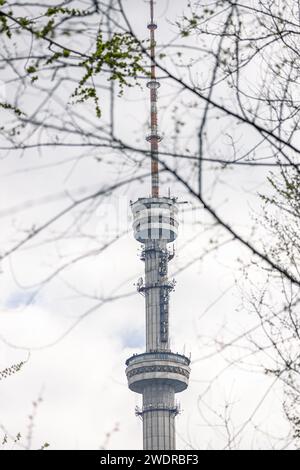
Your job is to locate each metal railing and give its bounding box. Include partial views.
[126,351,190,367]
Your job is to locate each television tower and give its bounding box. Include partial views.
[125,0,190,450]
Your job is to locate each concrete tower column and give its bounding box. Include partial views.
[144,239,170,352]
[125,0,190,451]
[126,197,190,450]
[142,383,176,450]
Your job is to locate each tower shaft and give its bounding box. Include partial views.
[125,1,190,451]
[127,197,190,450]
[144,240,170,352]
[142,383,176,450]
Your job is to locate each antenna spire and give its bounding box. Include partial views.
[146,0,161,198]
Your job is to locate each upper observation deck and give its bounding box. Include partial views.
[131,197,179,244]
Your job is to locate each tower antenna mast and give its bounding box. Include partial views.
[146,0,161,198]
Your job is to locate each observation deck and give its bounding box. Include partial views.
[125,351,190,394]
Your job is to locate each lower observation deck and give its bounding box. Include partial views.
[125,352,190,394]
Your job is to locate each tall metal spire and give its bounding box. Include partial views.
[146,0,161,198]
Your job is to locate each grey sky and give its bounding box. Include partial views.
[0,0,292,450]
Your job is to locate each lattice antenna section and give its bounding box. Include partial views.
[146,0,161,198]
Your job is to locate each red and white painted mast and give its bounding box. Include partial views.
[146,0,161,198]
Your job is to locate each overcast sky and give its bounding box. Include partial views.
[0,0,292,450]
